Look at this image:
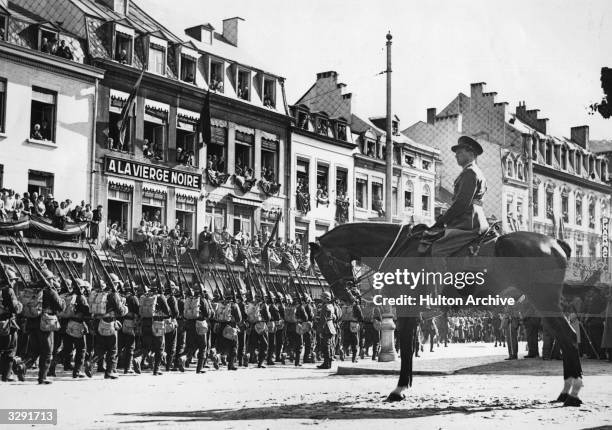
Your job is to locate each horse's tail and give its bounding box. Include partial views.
[556,240,571,259]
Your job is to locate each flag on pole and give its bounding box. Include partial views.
[118,69,144,147]
[197,90,211,149]
[262,212,282,272]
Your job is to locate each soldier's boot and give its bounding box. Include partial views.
[185,354,193,368]
[196,359,205,374]
[1,357,15,382]
[63,357,74,371]
[352,351,358,363]
[227,353,238,371]
[359,347,365,359]
[47,359,57,377]
[132,357,141,374]
[176,356,186,372]
[38,358,52,384]
[280,353,286,365]
[153,356,163,376]
[294,354,302,367]
[13,358,25,382]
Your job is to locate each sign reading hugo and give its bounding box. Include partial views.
[104,156,202,190]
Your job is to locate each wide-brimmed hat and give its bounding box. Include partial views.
[451,135,483,155]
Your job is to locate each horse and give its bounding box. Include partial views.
[309,222,584,407]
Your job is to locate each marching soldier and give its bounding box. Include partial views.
[139,277,170,375]
[93,273,127,379]
[22,268,65,384]
[251,293,271,368]
[360,300,381,360]
[266,293,280,365]
[62,278,91,378]
[341,295,364,363]
[163,280,180,372]
[285,293,307,366]
[216,295,242,371]
[274,292,286,364]
[118,280,139,374]
[0,263,22,382]
[317,292,337,369]
[184,283,213,374]
[302,294,315,363]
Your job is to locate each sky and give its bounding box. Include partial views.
[143,0,612,140]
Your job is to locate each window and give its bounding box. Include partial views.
[297,111,309,130]
[561,191,569,223]
[317,117,329,136]
[589,199,595,229]
[108,186,132,239]
[405,154,415,167]
[142,189,167,226]
[30,87,57,142]
[180,55,196,84]
[404,181,413,208]
[237,69,250,100]
[576,153,582,175]
[517,198,524,225]
[176,117,196,167]
[0,79,5,133]
[569,150,575,171]
[545,142,552,165]
[176,196,196,244]
[561,147,568,170]
[316,163,329,194]
[545,188,554,220]
[207,125,227,171]
[336,168,348,197]
[422,185,430,212]
[517,161,524,180]
[205,205,225,233]
[148,44,165,75]
[261,138,278,182]
[422,160,431,170]
[295,223,309,254]
[143,106,168,161]
[575,195,583,225]
[506,158,514,177]
[576,244,583,258]
[235,130,253,174]
[38,28,58,54]
[115,32,133,65]
[533,186,539,217]
[28,170,54,196]
[532,140,538,161]
[337,123,347,141]
[233,205,252,237]
[0,15,6,42]
[263,78,275,108]
[506,194,514,215]
[392,186,398,216]
[355,178,367,209]
[372,181,383,212]
[210,60,224,92]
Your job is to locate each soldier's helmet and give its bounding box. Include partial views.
[3,264,20,282]
[303,293,312,303]
[285,294,293,304]
[321,291,332,302]
[276,291,284,302]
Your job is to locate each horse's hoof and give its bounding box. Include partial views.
[384,392,406,403]
[563,395,583,407]
[551,393,568,403]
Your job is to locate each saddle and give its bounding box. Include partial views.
[417,221,504,257]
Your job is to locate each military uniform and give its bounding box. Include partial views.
[61,281,90,378]
[432,136,488,257]
[317,293,337,369]
[184,285,213,373]
[140,288,171,375]
[341,301,363,362]
[0,266,22,382]
[118,284,139,374]
[163,285,180,372]
[93,283,128,379]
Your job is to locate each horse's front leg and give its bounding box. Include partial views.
[385,317,417,402]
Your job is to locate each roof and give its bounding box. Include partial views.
[438,93,470,117]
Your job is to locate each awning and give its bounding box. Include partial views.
[228,193,262,207]
[108,176,135,189]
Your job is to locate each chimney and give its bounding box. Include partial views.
[427,108,437,125]
[99,0,129,15]
[470,82,486,98]
[316,71,338,81]
[222,17,244,47]
[536,118,548,135]
[570,126,590,150]
[515,101,526,119]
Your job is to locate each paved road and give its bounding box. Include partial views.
[2,342,610,430]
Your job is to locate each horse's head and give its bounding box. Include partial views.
[309,240,355,302]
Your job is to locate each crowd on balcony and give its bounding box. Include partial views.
[126,213,193,257]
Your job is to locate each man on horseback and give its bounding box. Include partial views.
[430,135,488,257]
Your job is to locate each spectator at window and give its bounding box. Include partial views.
[41,120,51,141]
[56,40,73,60]
[117,49,129,64]
[31,123,44,140]
[35,195,46,217]
[41,37,52,54]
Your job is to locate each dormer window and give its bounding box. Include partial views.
[297,111,309,130]
[0,15,7,41]
[38,27,59,54]
[179,47,198,84]
[147,36,167,76]
[561,146,567,170]
[405,154,415,167]
[114,24,134,65]
[576,152,582,175]
[210,59,224,92]
[317,118,328,136]
[263,77,275,108]
[422,160,431,171]
[392,120,398,135]
[337,123,347,141]
[237,69,250,100]
[201,28,212,44]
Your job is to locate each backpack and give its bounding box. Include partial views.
[184,296,201,320]
[215,303,232,322]
[19,288,43,318]
[195,319,209,335]
[246,303,262,323]
[284,305,297,323]
[58,293,77,319]
[139,295,157,318]
[89,291,107,316]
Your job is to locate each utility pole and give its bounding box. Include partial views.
[526,133,535,232]
[385,32,393,222]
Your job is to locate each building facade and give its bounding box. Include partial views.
[15,0,291,247]
[0,1,103,204]
[404,82,612,259]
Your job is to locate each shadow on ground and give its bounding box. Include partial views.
[115,398,551,424]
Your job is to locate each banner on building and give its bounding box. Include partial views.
[104,156,202,190]
[0,242,87,263]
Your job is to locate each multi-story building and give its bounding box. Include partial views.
[0,0,103,207]
[404,82,612,259]
[289,71,356,251]
[16,0,291,247]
